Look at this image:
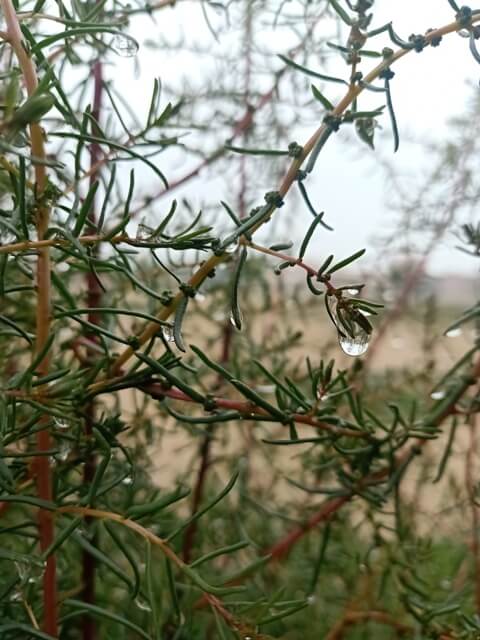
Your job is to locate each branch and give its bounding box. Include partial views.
[0,0,57,633]
[86,15,480,391]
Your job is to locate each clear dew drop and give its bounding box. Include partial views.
[122,475,133,486]
[431,390,446,400]
[54,418,71,431]
[307,594,316,605]
[136,219,152,241]
[162,325,175,342]
[224,240,239,255]
[338,329,370,357]
[9,589,22,603]
[229,310,243,330]
[0,229,16,245]
[112,33,139,58]
[55,440,71,462]
[135,596,152,612]
[446,327,462,338]
[346,287,361,296]
[15,561,29,584]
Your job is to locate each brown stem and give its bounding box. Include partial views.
[81,54,104,640]
[0,0,57,633]
[87,17,479,389]
[139,383,367,439]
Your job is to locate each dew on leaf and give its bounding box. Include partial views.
[338,328,370,357]
[135,595,152,611]
[445,327,462,338]
[162,325,175,342]
[430,390,446,400]
[112,34,139,58]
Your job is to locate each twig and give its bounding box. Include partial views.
[0,0,57,633]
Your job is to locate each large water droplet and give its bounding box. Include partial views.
[112,33,139,58]
[430,390,446,400]
[338,328,370,357]
[445,327,462,338]
[135,595,152,612]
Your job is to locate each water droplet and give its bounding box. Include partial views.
[430,390,446,400]
[338,328,370,357]
[15,561,29,584]
[28,561,46,584]
[55,439,71,462]
[135,596,152,612]
[346,287,360,296]
[122,475,133,486]
[112,33,139,58]
[162,325,175,342]
[136,219,152,241]
[446,327,462,338]
[0,228,16,245]
[9,589,22,603]
[54,418,71,431]
[229,310,242,330]
[307,594,316,604]
[224,241,239,255]
[254,384,276,394]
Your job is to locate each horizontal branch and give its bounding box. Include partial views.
[140,382,368,438]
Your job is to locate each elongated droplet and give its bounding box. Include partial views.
[135,596,152,612]
[56,440,71,462]
[136,219,152,240]
[431,390,446,400]
[224,240,239,255]
[230,310,242,330]
[346,287,361,296]
[338,328,370,357]
[54,418,71,431]
[112,34,139,58]
[162,325,175,342]
[445,327,462,338]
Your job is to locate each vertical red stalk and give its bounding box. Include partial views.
[81,57,103,640]
[0,0,57,632]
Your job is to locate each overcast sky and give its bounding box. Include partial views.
[109,1,480,277]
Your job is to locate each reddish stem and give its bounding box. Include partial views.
[81,56,104,640]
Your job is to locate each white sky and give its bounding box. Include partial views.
[108,1,480,277]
